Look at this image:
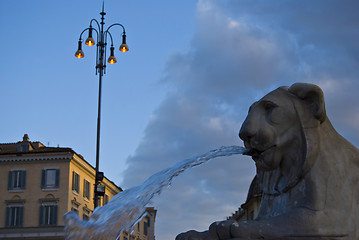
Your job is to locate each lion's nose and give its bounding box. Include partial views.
[239,115,259,145]
[239,122,255,143]
[239,128,253,145]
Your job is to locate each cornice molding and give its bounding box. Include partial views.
[5,199,26,205]
[0,154,72,163]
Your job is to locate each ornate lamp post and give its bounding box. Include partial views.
[75,4,129,208]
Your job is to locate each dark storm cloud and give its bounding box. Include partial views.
[121,0,359,239]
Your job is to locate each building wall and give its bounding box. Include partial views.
[118,207,157,240]
[0,156,71,228]
[227,175,262,222]
[67,154,121,220]
[0,136,156,239]
[240,196,261,221]
[68,155,96,218]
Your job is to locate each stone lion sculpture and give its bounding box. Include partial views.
[176,83,359,239]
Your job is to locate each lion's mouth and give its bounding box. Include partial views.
[244,145,276,158]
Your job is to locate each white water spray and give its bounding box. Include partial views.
[64,145,247,240]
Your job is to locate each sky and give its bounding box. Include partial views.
[1,0,359,239]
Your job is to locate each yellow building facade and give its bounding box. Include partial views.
[0,135,156,240]
[227,176,262,222]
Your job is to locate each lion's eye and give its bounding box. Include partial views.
[264,102,277,112]
[262,101,284,124]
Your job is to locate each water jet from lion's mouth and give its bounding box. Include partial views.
[243,148,262,156]
[64,145,249,240]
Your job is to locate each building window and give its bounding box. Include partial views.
[249,210,254,220]
[71,204,79,214]
[144,219,148,236]
[71,198,80,215]
[103,194,109,205]
[8,170,26,190]
[17,144,29,152]
[83,207,91,221]
[72,171,80,193]
[83,180,90,200]
[39,204,58,226]
[41,169,60,189]
[5,206,24,227]
[83,214,89,221]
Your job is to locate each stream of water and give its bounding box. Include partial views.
[64,145,247,240]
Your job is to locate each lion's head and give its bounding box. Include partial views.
[239,83,327,195]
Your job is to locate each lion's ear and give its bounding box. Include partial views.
[288,83,326,123]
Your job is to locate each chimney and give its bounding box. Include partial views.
[23,134,29,142]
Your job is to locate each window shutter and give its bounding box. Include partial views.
[55,169,60,188]
[72,172,79,193]
[19,206,24,227]
[76,174,80,193]
[39,206,44,225]
[21,171,26,189]
[144,221,148,235]
[8,171,13,190]
[5,207,10,227]
[88,182,91,199]
[41,170,46,189]
[53,206,58,225]
[72,172,75,191]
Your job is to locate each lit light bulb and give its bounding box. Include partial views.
[85,28,95,46]
[75,41,85,58]
[108,57,117,64]
[75,50,85,58]
[119,45,129,52]
[107,46,117,64]
[119,34,129,52]
[85,39,95,46]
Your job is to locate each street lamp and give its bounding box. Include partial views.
[75,3,129,209]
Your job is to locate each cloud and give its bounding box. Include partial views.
[121,0,359,239]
